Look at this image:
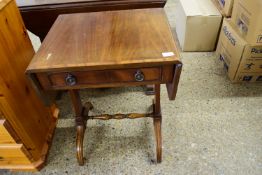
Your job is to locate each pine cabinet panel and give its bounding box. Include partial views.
[0,0,58,171]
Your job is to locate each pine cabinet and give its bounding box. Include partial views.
[0,0,58,171]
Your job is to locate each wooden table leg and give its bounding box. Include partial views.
[153,84,162,163]
[69,89,86,166]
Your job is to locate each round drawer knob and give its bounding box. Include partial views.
[65,74,77,86]
[134,70,145,82]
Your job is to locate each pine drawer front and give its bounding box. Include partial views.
[0,144,32,166]
[0,120,16,144]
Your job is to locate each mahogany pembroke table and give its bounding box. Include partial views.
[26,8,182,165]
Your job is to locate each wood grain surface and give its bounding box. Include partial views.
[27,8,180,73]
[0,120,16,144]
[0,144,32,166]
[0,110,3,119]
[0,0,11,10]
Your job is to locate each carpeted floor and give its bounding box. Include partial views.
[2,0,262,174]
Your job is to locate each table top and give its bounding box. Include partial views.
[27,8,180,73]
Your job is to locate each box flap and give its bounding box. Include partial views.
[180,0,221,16]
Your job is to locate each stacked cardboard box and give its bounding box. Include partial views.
[175,0,222,51]
[216,0,262,83]
[231,0,262,44]
[212,0,234,17]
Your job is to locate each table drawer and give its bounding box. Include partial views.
[0,144,32,165]
[0,120,17,144]
[37,67,162,89]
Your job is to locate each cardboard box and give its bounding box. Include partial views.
[231,0,262,44]
[216,19,262,83]
[216,0,234,17]
[175,0,222,51]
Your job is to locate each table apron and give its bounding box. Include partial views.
[35,65,174,90]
